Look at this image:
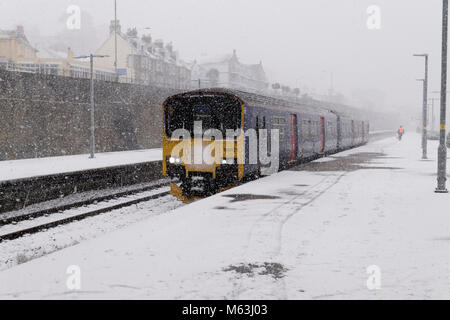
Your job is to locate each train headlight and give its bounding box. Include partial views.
[169,156,181,165]
[221,158,235,165]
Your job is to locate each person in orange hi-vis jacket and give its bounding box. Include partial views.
[397,126,405,141]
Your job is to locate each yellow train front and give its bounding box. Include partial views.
[163,89,246,196]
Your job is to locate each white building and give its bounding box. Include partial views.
[191,50,269,93]
[95,21,191,89]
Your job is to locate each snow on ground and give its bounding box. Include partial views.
[0,149,162,182]
[0,133,449,299]
[0,188,183,272]
[0,179,169,221]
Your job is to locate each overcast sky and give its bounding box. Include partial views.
[0,0,446,117]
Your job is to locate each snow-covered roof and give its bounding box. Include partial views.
[120,31,190,69]
[164,88,340,117]
[196,54,233,65]
[0,27,37,52]
[35,46,67,59]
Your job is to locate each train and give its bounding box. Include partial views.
[162,88,369,195]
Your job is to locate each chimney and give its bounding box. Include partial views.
[232,49,238,61]
[126,27,138,38]
[142,34,152,44]
[16,25,25,38]
[67,47,74,60]
[109,20,121,35]
[165,42,173,53]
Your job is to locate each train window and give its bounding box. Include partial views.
[164,95,242,137]
[301,120,308,138]
[193,105,212,130]
[272,117,286,140]
[313,121,318,138]
[326,121,333,136]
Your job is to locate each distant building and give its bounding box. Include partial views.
[95,20,191,89]
[191,50,269,93]
[0,26,37,66]
[0,26,115,81]
[0,26,116,81]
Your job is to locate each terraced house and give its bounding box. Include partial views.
[95,20,192,89]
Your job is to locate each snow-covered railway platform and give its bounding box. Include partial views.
[0,134,449,299]
[0,149,162,182]
[0,149,163,213]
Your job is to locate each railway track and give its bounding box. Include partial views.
[0,179,171,226]
[0,185,171,243]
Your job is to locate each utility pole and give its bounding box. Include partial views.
[431,99,435,132]
[74,54,109,159]
[414,53,429,159]
[436,0,449,193]
[114,0,118,81]
[90,54,95,158]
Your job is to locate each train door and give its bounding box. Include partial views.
[245,113,260,176]
[319,117,325,154]
[361,121,365,142]
[265,116,271,157]
[351,120,355,145]
[256,116,260,168]
[289,114,298,162]
[337,116,342,150]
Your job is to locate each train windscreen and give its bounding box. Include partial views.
[165,95,242,138]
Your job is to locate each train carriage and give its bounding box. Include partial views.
[163,88,369,195]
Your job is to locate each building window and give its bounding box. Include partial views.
[39,64,59,75]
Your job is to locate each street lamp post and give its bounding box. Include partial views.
[74,54,109,159]
[436,0,449,193]
[414,54,429,159]
[114,0,118,80]
[431,91,450,132]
